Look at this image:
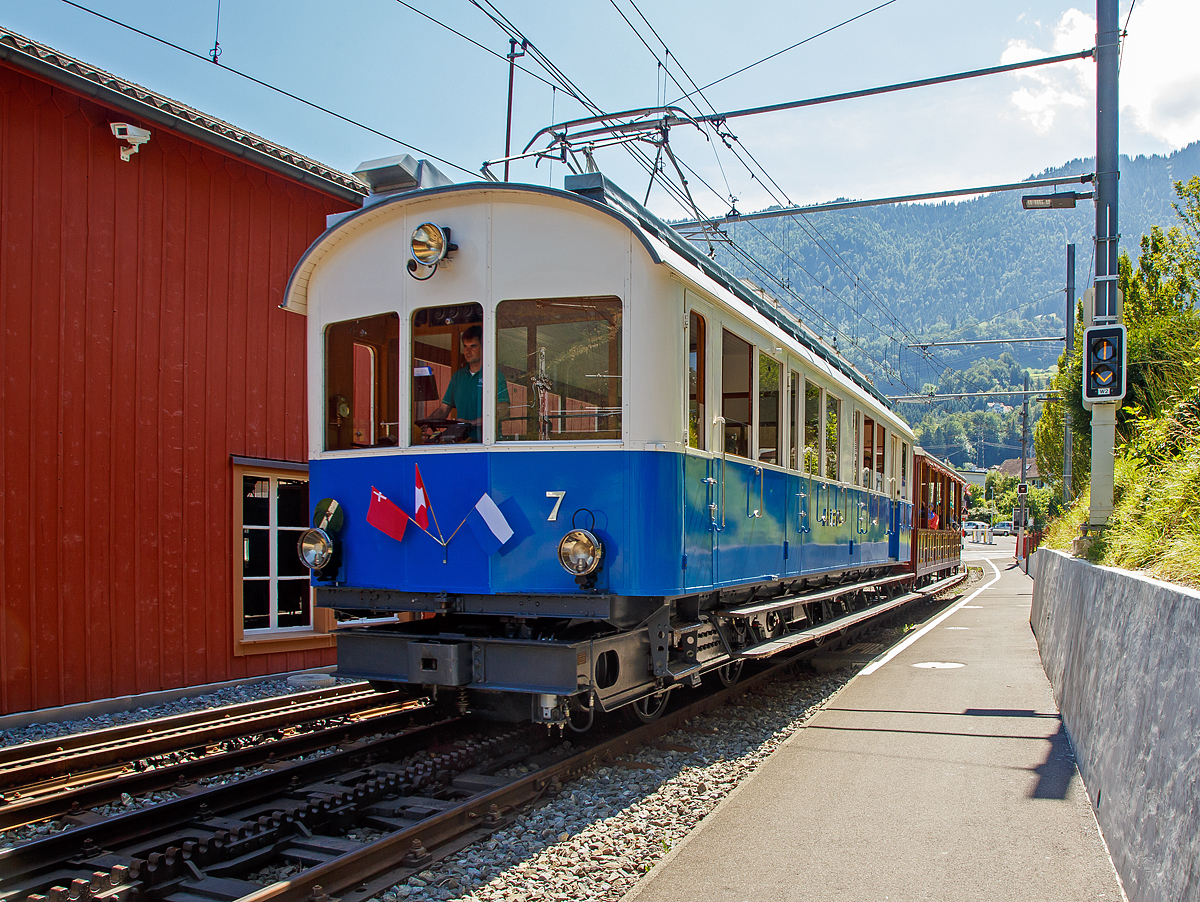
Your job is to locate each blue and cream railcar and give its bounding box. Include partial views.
[285,157,917,725]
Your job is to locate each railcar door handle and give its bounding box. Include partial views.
[712,416,726,530]
[748,467,763,518]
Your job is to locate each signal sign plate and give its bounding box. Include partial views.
[1083,324,1127,403]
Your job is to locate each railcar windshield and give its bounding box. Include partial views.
[410,303,499,445]
[495,296,622,441]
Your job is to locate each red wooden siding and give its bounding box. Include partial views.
[0,60,355,715]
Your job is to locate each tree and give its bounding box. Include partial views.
[1035,177,1200,491]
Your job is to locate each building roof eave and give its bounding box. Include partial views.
[0,26,368,204]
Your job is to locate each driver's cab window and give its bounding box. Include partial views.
[325,313,399,451]
[411,303,506,445]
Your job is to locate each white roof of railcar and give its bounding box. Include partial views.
[282,173,904,426]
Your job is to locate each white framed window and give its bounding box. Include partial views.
[240,472,312,633]
[230,459,335,656]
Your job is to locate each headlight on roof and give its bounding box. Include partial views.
[558,529,603,576]
[298,527,334,570]
[411,222,449,265]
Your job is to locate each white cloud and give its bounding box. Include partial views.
[1001,0,1200,151]
[1120,0,1200,149]
[1001,8,1094,134]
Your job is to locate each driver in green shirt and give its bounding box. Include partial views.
[425,325,509,441]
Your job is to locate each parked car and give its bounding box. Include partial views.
[962,521,988,538]
[993,521,1013,536]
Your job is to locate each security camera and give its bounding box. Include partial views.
[110,123,151,161]
[111,123,151,143]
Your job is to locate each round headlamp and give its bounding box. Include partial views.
[410,222,448,266]
[298,527,334,570]
[558,529,603,576]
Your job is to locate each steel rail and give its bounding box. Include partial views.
[0,697,422,832]
[2,575,971,902]
[0,687,391,791]
[0,715,485,883]
[0,684,366,768]
[233,576,972,902]
[233,665,801,902]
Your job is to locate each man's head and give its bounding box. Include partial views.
[461,324,482,372]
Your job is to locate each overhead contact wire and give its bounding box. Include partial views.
[57,0,479,178]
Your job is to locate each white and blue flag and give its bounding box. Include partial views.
[469,493,514,554]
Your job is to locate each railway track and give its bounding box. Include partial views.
[0,571,967,902]
[0,684,426,833]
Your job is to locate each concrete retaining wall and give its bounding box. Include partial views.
[1031,550,1200,902]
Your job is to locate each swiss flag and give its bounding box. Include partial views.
[414,465,430,530]
[367,486,408,542]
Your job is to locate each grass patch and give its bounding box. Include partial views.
[1042,454,1200,588]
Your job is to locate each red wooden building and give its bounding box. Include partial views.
[0,27,366,716]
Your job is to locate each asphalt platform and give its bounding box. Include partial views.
[623,539,1126,902]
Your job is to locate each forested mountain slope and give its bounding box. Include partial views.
[707,141,1200,395]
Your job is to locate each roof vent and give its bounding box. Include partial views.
[352,154,453,197]
[564,172,607,204]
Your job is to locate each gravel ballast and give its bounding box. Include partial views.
[1,590,967,880]
[371,668,856,902]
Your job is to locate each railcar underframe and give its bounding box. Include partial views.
[321,562,952,726]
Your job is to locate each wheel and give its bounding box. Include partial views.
[713,659,744,687]
[755,611,785,641]
[627,689,672,724]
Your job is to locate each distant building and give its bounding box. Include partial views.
[993,458,1045,489]
[956,468,987,489]
[0,27,367,716]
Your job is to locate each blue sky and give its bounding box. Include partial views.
[3,1,1196,218]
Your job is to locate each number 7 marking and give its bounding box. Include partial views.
[546,491,565,521]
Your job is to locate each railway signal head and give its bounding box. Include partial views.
[1082,324,1126,403]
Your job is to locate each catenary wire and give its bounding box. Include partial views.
[669,0,901,106]
[390,0,560,91]
[591,7,944,387]
[617,30,954,380]
[57,0,480,178]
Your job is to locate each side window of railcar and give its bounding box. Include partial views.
[721,330,752,457]
[788,370,800,469]
[803,382,821,473]
[901,441,909,495]
[495,296,621,441]
[325,314,399,451]
[876,425,886,492]
[410,303,494,445]
[862,416,874,487]
[689,312,706,449]
[853,411,861,486]
[825,395,840,481]
[757,353,781,464]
